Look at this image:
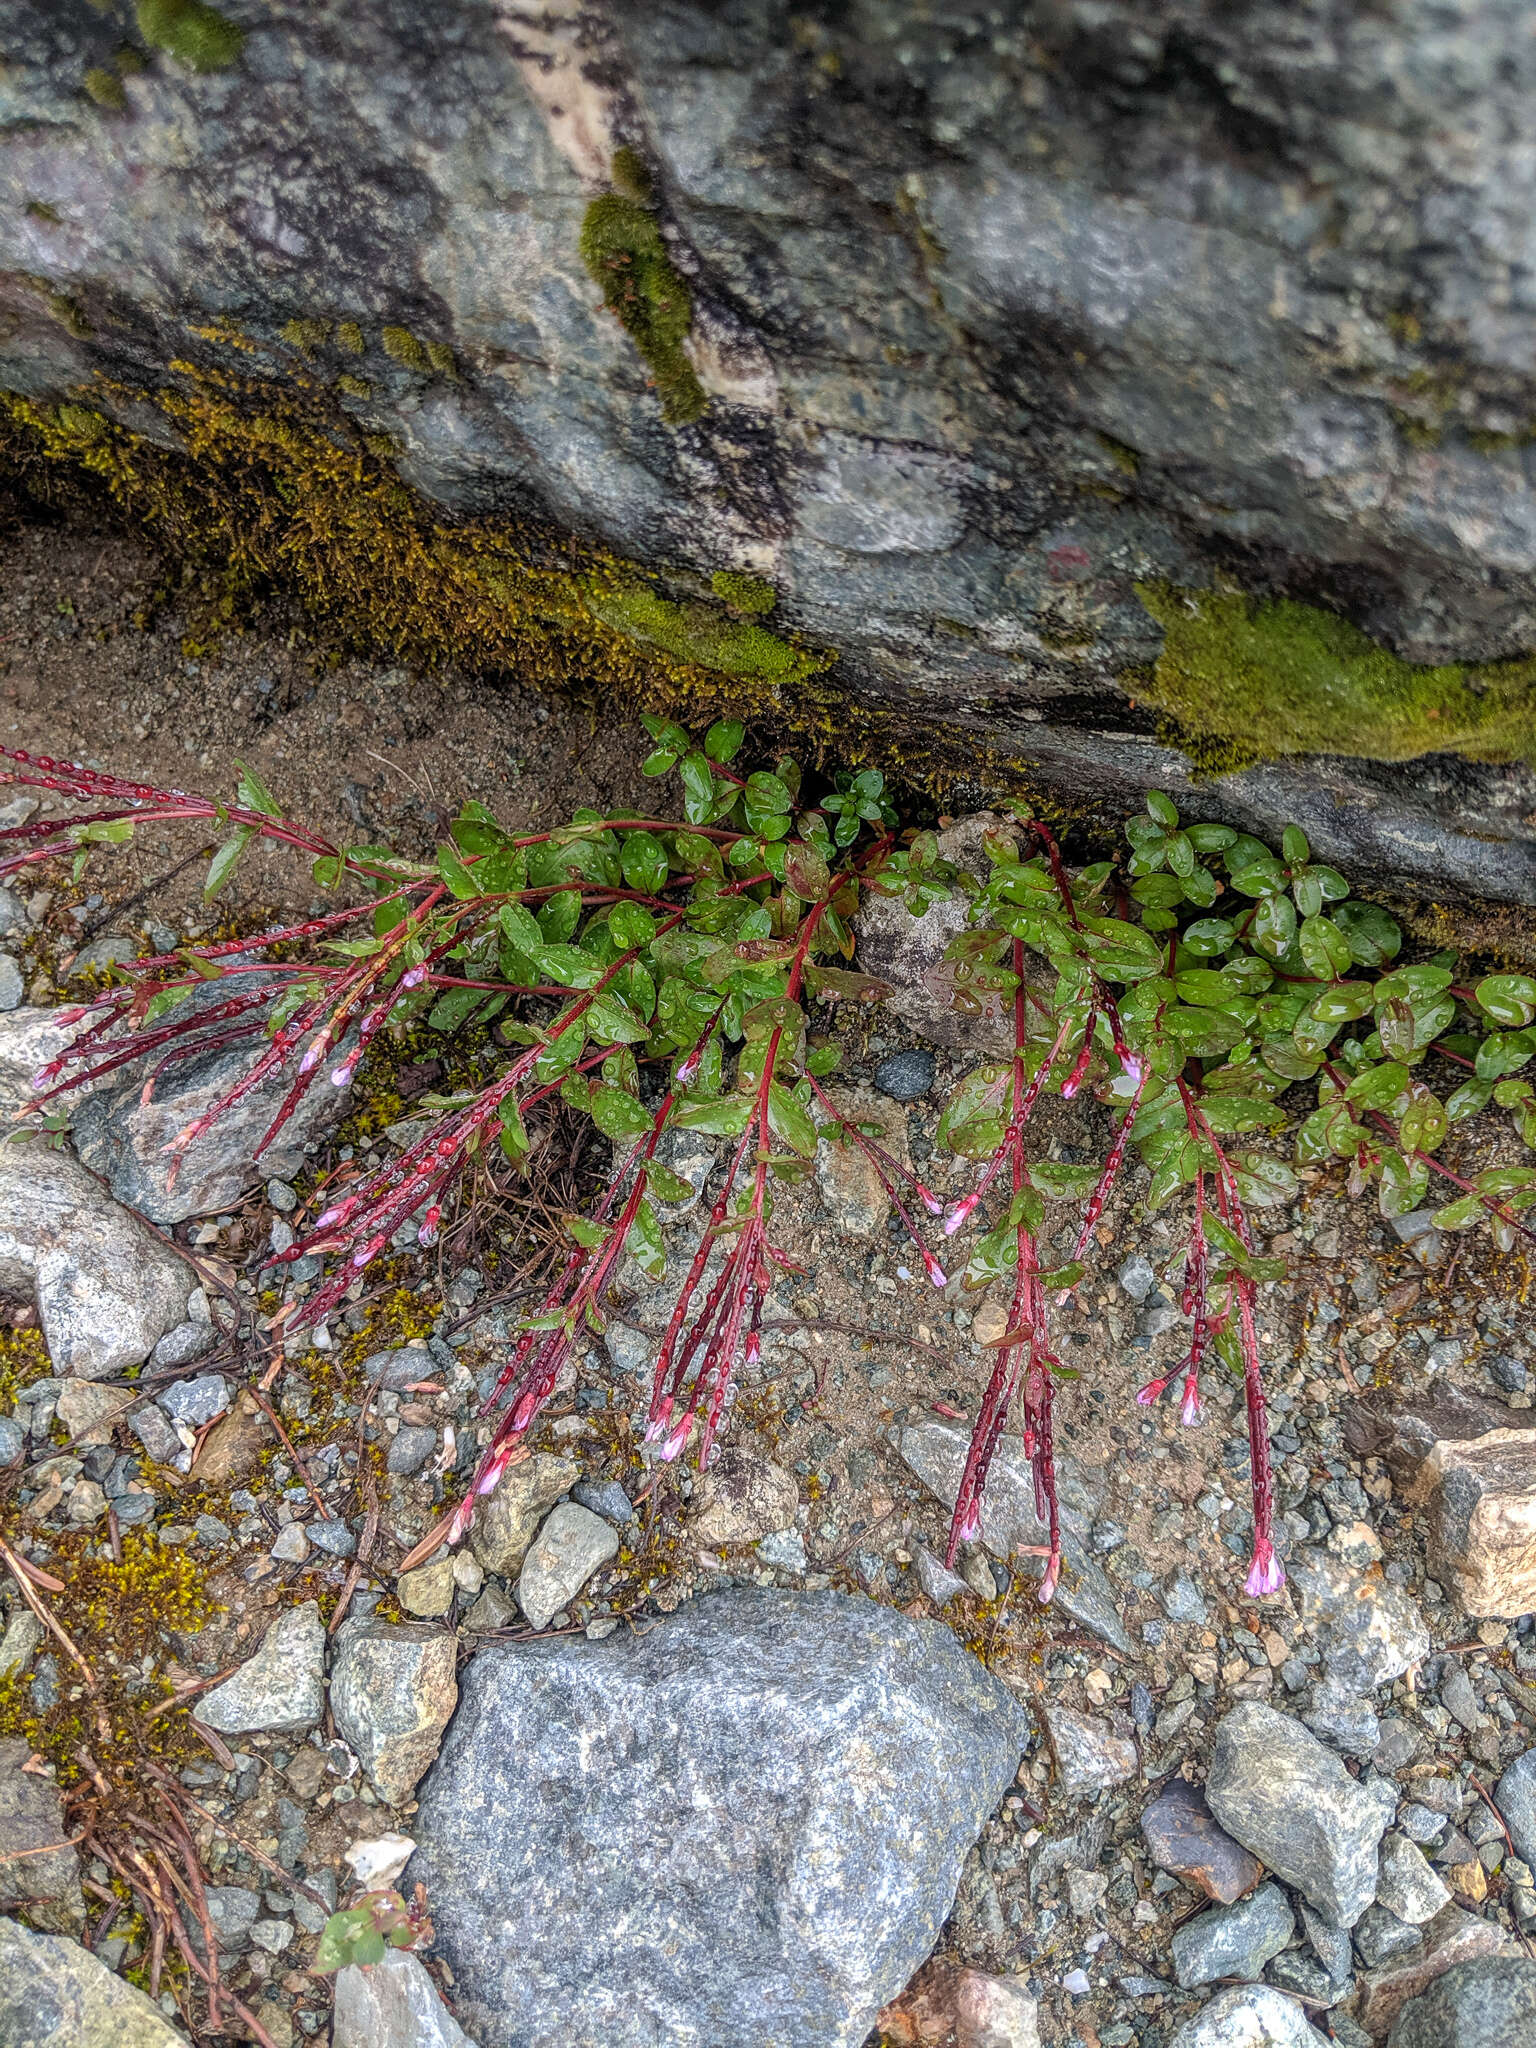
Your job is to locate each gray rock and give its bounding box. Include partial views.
[249,1918,293,1955]
[0,1610,41,1680]
[1039,1701,1138,1796]
[1302,1682,1381,1760]
[408,1587,1027,2047]
[333,1950,473,2048]
[270,1523,308,1565]
[1287,1549,1430,1694]
[0,1146,190,1378]
[203,1885,260,1955]
[1388,1957,1536,2047]
[0,957,21,1013]
[1439,1661,1483,1733]
[872,1050,936,1102]
[155,1374,229,1430]
[856,880,1013,1055]
[516,1503,621,1628]
[1357,1905,1521,2038]
[1400,1803,1450,1846]
[571,1479,633,1527]
[1267,1951,1345,2005]
[1496,1747,1536,1871]
[1166,1984,1332,2048]
[198,1601,326,1736]
[1377,1834,1452,1927]
[0,1917,189,2046]
[362,1346,433,1392]
[1117,1255,1158,1303]
[150,1321,213,1370]
[0,1738,81,1932]
[69,975,352,1225]
[308,1518,357,1557]
[897,1421,1131,1653]
[953,1971,1039,2048]
[467,1454,579,1577]
[1299,1900,1355,1988]
[0,1416,22,1468]
[1206,1703,1389,1927]
[1355,1904,1425,1969]
[397,1554,457,1620]
[755,1526,809,1576]
[461,1584,517,1633]
[127,1402,182,1465]
[692,1448,799,1547]
[387,1425,438,1477]
[1173,1883,1295,1989]
[1159,1569,1210,1625]
[914,1545,971,1606]
[331,1621,459,1807]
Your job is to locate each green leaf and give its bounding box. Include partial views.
[640,747,677,777]
[586,994,650,1044]
[1331,900,1402,967]
[1174,968,1244,1007]
[767,1080,818,1158]
[628,1194,667,1279]
[498,901,543,953]
[937,1062,1012,1160]
[745,769,792,816]
[1476,1028,1536,1082]
[1251,892,1297,960]
[567,1216,612,1250]
[1146,790,1180,827]
[533,945,606,990]
[674,1093,754,1136]
[620,830,670,895]
[1476,974,1536,1028]
[1298,914,1351,980]
[1446,1077,1494,1122]
[435,844,480,899]
[1163,1005,1247,1058]
[704,718,746,763]
[608,901,658,952]
[1230,857,1286,897]
[1199,1095,1285,1136]
[1378,1148,1429,1216]
[142,985,192,1025]
[428,987,484,1033]
[1028,1160,1103,1199]
[234,758,282,819]
[1397,1084,1447,1154]
[1282,823,1310,864]
[1431,1192,1487,1232]
[1344,1061,1411,1109]
[679,752,718,823]
[203,824,255,901]
[783,840,832,902]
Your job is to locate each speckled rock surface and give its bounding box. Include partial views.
[408,1587,1029,2047]
[4,3,1536,899]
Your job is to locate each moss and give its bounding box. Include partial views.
[381,325,430,373]
[23,200,61,225]
[336,320,364,356]
[281,317,330,354]
[0,1325,49,1409]
[1135,582,1536,767]
[425,339,457,377]
[610,146,654,205]
[584,575,817,682]
[4,271,92,339]
[710,568,776,616]
[135,0,244,73]
[579,182,706,428]
[83,66,127,109]
[1094,430,1140,477]
[336,372,372,399]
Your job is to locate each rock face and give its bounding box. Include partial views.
[408,1587,1029,2047]
[0,1916,190,2046]
[0,1737,82,1933]
[1166,1984,1332,2048]
[1205,1703,1389,1927]
[330,1621,459,1807]
[5,5,1536,901]
[1387,1957,1536,2047]
[1172,1884,1294,1990]
[1420,1429,1536,1617]
[0,1145,191,1377]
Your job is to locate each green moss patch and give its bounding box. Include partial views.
[583,576,814,682]
[135,0,244,73]
[579,175,706,428]
[1136,582,1536,768]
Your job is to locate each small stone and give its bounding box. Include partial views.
[397,1554,457,1619]
[267,1178,299,1212]
[270,1523,308,1564]
[1039,1701,1138,1796]
[386,1424,436,1476]
[1302,1681,1381,1759]
[343,1832,417,1889]
[1420,1422,1536,1617]
[872,1049,936,1102]
[55,1378,129,1447]
[1354,1903,1423,1966]
[468,1453,579,1576]
[1267,1951,1343,2003]
[1172,1883,1294,1988]
[953,1967,1039,2047]
[308,1518,357,1557]
[333,1949,473,2048]
[67,1479,107,1524]
[914,1545,971,1606]
[1141,1777,1264,1904]
[249,1917,293,1954]
[814,1086,897,1236]
[451,1552,484,1596]
[128,1402,182,1464]
[1354,1903,1519,2037]
[1117,1254,1157,1303]
[1496,1746,1536,1870]
[516,1502,621,1629]
[755,1527,808,1575]
[1376,1832,1452,1925]
[331,1622,458,1806]
[461,1584,516,1632]
[1165,1984,1332,2048]
[0,1611,42,1681]
[1400,1803,1448,1845]
[1439,1660,1482,1731]
[361,1345,431,1391]
[571,1478,634,1526]
[0,956,25,1012]
[1205,1702,1389,1926]
[0,1417,22,1468]
[1287,1548,1429,1693]
[150,1320,213,1370]
[155,1372,229,1430]
[199,1602,326,1735]
[692,1448,798,1547]
[1298,1900,1353,1987]
[205,1884,260,1953]
[1387,1956,1536,2048]
[1159,1569,1209,1624]
[0,1735,82,1931]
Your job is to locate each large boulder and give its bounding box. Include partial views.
[408,1586,1029,2048]
[0,1917,189,2046]
[3,4,1536,901]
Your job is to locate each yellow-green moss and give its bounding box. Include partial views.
[83,66,127,109]
[710,567,776,615]
[135,0,244,72]
[0,1325,49,1409]
[336,372,372,399]
[281,317,330,354]
[579,179,706,428]
[1136,582,1536,768]
[425,339,457,377]
[381,325,430,374]
[584,575,816,682]
[1095,430,1141,477]
[336,319,364,355]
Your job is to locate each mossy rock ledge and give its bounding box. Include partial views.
[3,0,1536,903]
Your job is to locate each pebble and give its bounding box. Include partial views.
[332,1949,472,2048]
[1172,1882,1293,1988]
[331,1622,459,1806]
[155,1372,230,1430]
[198,1602,326,1735]
[0,957,21,1012]
[756,1527,809,1575]
[150,1320,213,1370]
[1377,1832,1452,1925]
[266,1178,299,1212]
[1497,1747,1536,1870]
[1116,1254,1156,1303]
[571,1478,634,1526]
[1141,1777,1263,1904]
[913,1545,970,1606]
[1400,1802,1449,1845]
[397,1554,457,1619]
[1387,1954,1536,2047]
[1287,1547,1429,1693]
[342,1832,417,1889]
[308,1518,357,1557]
[517,1502,621,1628]
[1039,1701,1138,1796]
[270,1523,308,1564]
[0,1418,21,1468]
[386,1424,437,1477]
[1159,1569,1209,1625]
[1302,1681,1381,1759]
[1353,1903,1424,1967]
[1205,1703,1388,1926]
[249,1917,293,1955]
[1166,1984,1331,2048]
[468,1453,579,1576]
[872,1049,935,1101]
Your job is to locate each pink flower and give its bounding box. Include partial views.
[400,964,426,989]
[330,1062,355,1088]
[1244,1541,1285,1599]
[1135,1375,1170,1406]
[944,1192,980,1237]
[955,1501,982,1544]
[922,1253,948,1288]
[1037,1553,1060,1605]
[1179,1383,1204,1428]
